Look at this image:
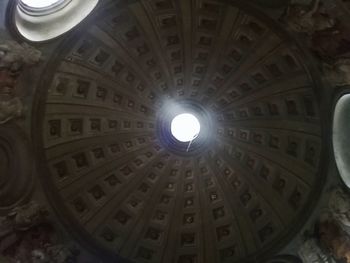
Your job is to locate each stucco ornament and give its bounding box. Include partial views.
[319,219,350,263]
[322,57,350,86]
[0,202,79,263]
[0,202,47,239]
[0,97,24,124]
[0,202,47,254]
[0,40,41,124]
[298,238,334,263]
[282,0,335,34]
[328,187,350,227]
[282,0,350,84]
[7,201,47,230]
[0,41,41,72]
[30,245,79,263]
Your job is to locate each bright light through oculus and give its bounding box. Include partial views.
[21,0,62,8]
[171,113,200,142]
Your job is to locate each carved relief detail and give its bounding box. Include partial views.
[0,41,41,124]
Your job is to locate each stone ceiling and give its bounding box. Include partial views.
[33,0,326,262]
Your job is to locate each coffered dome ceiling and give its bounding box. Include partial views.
[33,0,325,262]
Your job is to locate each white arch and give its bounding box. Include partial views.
[333,94,350,188]
[15,0,98,42]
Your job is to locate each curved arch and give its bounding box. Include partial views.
[9,0,99,42]
[333,93,350,188]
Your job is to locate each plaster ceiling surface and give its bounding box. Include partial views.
[34,0,326,262]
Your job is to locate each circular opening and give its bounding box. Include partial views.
[171,113,201,142]
[20,0,63,9]
[13,0,99,42]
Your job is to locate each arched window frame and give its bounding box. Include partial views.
[7,0,99,43]
[333,92,350,188]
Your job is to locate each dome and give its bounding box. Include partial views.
[33,0,325,262]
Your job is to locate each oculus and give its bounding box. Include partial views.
[12,0,99,42]
[171,113,201,142]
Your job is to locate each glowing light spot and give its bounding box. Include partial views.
[171,113,200,142]
[21,0,62,8]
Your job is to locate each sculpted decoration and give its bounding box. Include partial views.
[318,218,350,263]
[298,238,334,263]
[281,0,350,86]
[0,41,41,124]
[297,188,350,263]
[328,187,350,227]
[0,202,79,263]
[282,0,335,34]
